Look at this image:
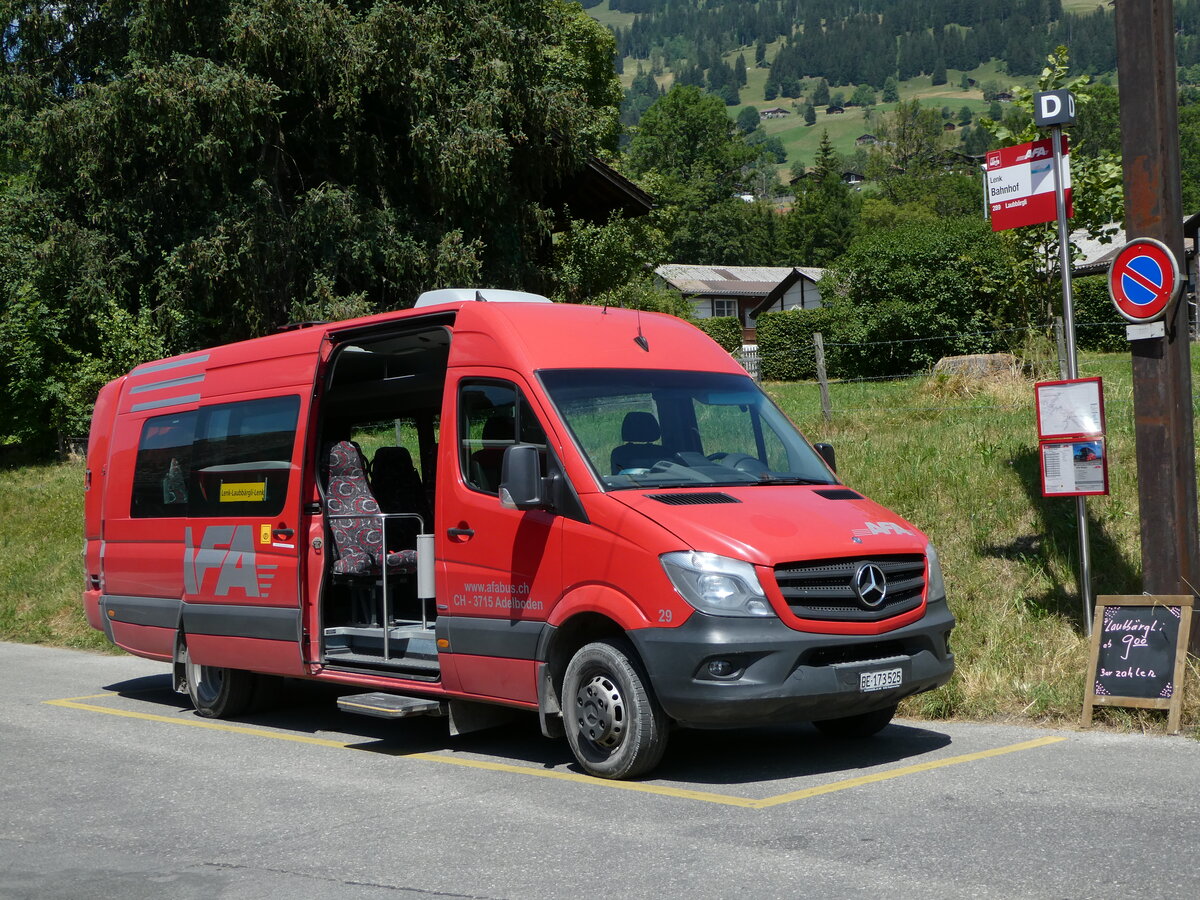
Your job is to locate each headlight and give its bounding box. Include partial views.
[660,551,773,617]
[926,543,947,604]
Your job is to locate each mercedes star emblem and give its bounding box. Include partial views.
[852,562,888,610]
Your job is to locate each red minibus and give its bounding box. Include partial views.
[84,290,954,778]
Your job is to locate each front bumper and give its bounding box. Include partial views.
[628,603,955,727]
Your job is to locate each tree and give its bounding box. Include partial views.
[736,106,761,134]
[0,0,624,451]
[960,72,971,91]
[869,100,943,173]
[822,218,1032,378]
[715,82,741,106]
[1179,102,1200,214]
[778,132,859,267]
[958,106,974,126]
[812,78,830,107]
[882,76,900,103]
[804,104,816,126]
[626,85,756,207]
[734,53,747,88]
[551,213,667,306]
[850,84,876,107]
[932,57,947,86]
[1070,82,1121,157]
[960,123,992,155]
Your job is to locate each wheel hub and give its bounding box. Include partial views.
[575,674,625,748]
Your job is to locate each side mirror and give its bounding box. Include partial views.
[499,444,554,511]
[813,442,836,473]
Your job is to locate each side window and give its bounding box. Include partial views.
[190,396,301,517]
[131,412,197,518]
[132,396,301,518]
[459,381,547,494]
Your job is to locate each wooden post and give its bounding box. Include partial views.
[1115,1,1200,654]
[813,332,832,422]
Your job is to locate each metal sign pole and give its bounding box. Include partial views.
[1049,118,1094,635]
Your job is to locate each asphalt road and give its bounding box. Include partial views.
[1,641,1198,899]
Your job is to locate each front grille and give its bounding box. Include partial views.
[647,492,741,505]
[774,554,926,622]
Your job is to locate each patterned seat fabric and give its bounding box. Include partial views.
[325,441,417,576]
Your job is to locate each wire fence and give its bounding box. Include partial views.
[738,320,1133,387]
[732,318,1200,423]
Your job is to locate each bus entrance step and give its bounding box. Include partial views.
[337,693,447,720]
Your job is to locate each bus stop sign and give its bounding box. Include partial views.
[1107,238,1183,323]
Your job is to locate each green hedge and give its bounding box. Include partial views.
[694,316,743,352]
[756,307,832,381]
[1071,274,1128,352]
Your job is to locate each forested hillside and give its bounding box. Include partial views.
[593,1,1200,102]
[601,0,1118,85]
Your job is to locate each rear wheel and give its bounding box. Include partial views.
[182,644,257,718]
[562,639,668,780]
[813,704,897,738]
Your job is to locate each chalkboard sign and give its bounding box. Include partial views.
[1083,595,1193,733]
[1094,605,1181,698]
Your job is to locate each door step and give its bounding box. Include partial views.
[337,692,447,720]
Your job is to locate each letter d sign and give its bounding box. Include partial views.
[1034,89,1076,127]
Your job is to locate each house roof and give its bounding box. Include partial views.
[750,267,825,317]
[1071,214,1200,277]
[656,264,797,297]
[546,156,655,226]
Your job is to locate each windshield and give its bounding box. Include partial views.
[539,369,836,490]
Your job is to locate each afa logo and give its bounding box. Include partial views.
[184,525,278,597]
[851,521,914,538]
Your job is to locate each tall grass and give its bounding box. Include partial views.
[0,460,109,650]
[2,349,1196,733]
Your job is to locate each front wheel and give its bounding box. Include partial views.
[562,639,668,779]
[182,644,257,718]
[812,704,897,738]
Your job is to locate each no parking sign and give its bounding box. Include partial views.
[1107,238,1183,324]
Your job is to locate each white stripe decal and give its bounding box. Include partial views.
[131,354,210,376]
[130,393,202,412]
[129,373,205,394]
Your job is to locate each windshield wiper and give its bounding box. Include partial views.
[748,476,834,485]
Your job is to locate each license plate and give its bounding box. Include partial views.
[860,668,903,693]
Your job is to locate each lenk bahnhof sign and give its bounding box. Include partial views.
[986,137,1072,231]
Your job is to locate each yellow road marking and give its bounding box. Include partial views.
[46,695,1066,808]
[749,735,1066,808]
[53,693,117,702]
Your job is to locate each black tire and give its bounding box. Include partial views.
[562,639,668,779]
[182,644,257,718]
[813,704,897,738]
